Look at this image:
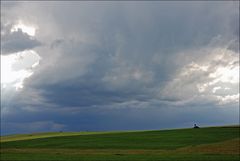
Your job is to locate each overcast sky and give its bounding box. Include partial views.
[1,1,239,135]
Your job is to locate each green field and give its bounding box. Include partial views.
[1,126,239,161]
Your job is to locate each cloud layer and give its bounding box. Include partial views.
[1,1,239,135]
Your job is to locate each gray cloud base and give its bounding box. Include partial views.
[1,1,239,135]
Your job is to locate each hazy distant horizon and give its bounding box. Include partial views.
[2,123,239,136]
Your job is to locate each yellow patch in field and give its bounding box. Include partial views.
[176,138,240,155]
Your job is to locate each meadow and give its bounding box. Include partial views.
[1,126,239,161]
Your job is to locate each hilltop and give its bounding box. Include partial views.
[1,126,239,161]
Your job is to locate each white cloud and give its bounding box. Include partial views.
[1,50,41,91]
[11,20,37,37]
[160,44,239,105]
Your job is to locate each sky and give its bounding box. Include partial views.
[1,1,239,135]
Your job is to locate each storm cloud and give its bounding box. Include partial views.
[1,1,239,135]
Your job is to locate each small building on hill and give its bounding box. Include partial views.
[194,124,199,128]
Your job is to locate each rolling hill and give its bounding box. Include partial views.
[1,126,239,161]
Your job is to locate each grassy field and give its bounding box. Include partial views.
[1,126,239,161]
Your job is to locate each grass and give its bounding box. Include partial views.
[0,131,129,142]
[1,126,239,161]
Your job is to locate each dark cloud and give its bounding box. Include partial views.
[1,1,239,135]
[50,39,64,49]
[1,121,65,135]
[1,100,238,135]
[1,28,42,55]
